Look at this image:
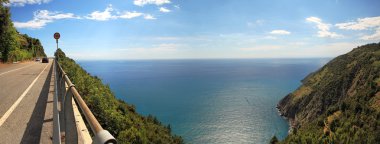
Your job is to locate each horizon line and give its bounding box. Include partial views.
[72,57,333,61]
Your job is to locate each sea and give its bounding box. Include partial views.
[78,58,329,144]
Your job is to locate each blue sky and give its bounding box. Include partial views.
[7,0,380,59]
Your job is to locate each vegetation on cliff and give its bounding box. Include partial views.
[277,43,380,143]
[0,1,46,62]
[55,48,183,144]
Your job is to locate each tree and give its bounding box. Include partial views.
[0,5,20,62]
[54,48,66,60]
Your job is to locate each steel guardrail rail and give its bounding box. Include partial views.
[53,59,117,144]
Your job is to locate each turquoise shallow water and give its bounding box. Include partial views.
[78,59,329,143]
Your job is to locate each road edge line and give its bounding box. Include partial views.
[0,63,50,127]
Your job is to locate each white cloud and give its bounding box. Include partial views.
[85,5,155,21]
[86,5,116,21]
[335,16,380,40]
[34,10,78,20]
[13,10,78,29]
[8,0,51,7]
[270,30,291,35]
[13,20,50,29]
[174,5,180,9]
[159,7,171,13]
[119,11,143,19]
[14,5,155,29]
[306,16,342,38]
[133,0,171,6]
[360,27,380,40]
[144,14,156,20]
[335,16,380,30]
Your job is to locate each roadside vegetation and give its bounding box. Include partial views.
[0,0,46,63]
[55,48,183,144]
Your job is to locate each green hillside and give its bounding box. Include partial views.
[277,43,380,143]
[0,1,46,62]
[55,49,183,144]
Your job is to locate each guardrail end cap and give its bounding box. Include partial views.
[93,130,117,144]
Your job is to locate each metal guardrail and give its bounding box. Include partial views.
[53,59,117,144]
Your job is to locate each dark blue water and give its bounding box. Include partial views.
[78,59,329,143]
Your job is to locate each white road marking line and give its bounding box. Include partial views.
[0,63,50,127]
[0,63,35,76]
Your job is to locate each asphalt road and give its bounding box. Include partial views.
[0,60,54,143]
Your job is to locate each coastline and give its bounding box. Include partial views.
[276,104,295,135]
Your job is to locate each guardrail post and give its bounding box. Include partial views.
[64,85,78,143]
[53,60,61,144]
[60,72,66,110]
[56,60,67,143]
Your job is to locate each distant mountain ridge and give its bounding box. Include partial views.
[277,43,380,143]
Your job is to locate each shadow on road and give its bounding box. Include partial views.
[20,64,53,143]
